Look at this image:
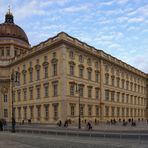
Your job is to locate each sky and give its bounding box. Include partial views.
[0,0,148,73]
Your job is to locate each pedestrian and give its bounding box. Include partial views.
[64,120,68,127]
[57,120,62,127]
[87,122,92,130]
[0,120,3,131]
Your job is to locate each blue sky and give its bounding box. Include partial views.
[0,0,148,73]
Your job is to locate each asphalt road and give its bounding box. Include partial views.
[0,132,148,148]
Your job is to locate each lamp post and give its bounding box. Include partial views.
[75,83,81,129]
[11,71,19,133]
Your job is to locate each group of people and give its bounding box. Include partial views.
[57,119,93,130]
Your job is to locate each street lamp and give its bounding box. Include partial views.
[74,82,81,129]
[11,71,19,133]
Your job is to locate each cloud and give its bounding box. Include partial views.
[62,3,91,13]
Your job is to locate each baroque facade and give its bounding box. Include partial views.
[0,10,148,124]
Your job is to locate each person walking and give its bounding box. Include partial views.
[0,120,3,131]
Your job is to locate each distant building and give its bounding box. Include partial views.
[0,10,148,124]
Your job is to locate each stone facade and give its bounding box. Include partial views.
[0,12,148,124]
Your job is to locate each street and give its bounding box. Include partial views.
[0,132,148,148]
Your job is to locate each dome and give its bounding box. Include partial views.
[0,10,29,44]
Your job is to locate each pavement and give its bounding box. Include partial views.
[3,121,148,141]
[0,132,148,148]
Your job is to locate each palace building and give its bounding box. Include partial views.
[0,10,148,124]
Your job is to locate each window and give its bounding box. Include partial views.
[44,85,49,97]
[4,94,8,102]
[53,104,58,120]
[70,104,75,116]
[23,107,27,120]
[95,71,99,82]
[4,109,8,117]
[122,79,125,89]
[111,107,115,116]
[95,88,99,99]
[29,88,33,100]
[23,73,26,84]
[37,106,41,120]
[79,55,83,63]
[36,87,40,99]
[87,58,91,65]
[18,107,21,119]
[23,89,27,101]
[117,77,120,87]
[88,105,92,116]
[105,90,109,100]
[17,90,21,101]
[117,107,120,117]
[70,64,74,76]
[88,87,92,98]
[87,70,92,80]
[79,67,84,78]
[105,74,109,85]
[117,92,120,102]
[53,63,57,76]
[122,93,125,103]
[70,84,75,96]
[126,81,129,90]
[79,86,84,97]
[69,51,74,59]
[96,106,99,116]
[1,48,4,56]
[111,91,115,101]
[36,69,40,80]
[30,106,34,119]
[6,48,10,56]
[44,105,49,120]
[80,105,84,116]
[44,66,48,78]
[53,83,58,97]
[111,76,115,86]
[105,106,109,116]
[30,71,33,82]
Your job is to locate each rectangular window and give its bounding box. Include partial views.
[79,68,83,78]
[80,105,84,116]
[4,109,8,118]
[6,49,10,56]
[70,65,74,76]
[88,71,92,80]
[88,105,92,116]
[95,73,99,82]
[37,106,41,120]
[70,105,75,116]
[105,90,109,100]
[44,85,49,97]
[53,105,58,120]
[53,63,57,76]
[44,105,49,120]
[44,66,48,78]
[23,89,27,101]
[4,94,8,102]
[117,92,120,102]
[30,71,33,82]
[36,87,40,99]
[36,69,40,80]
[17,90,21,101]
[30,107,34,119]
[53,84,58,97]
[95,88,99,99]
[24,107,27,120]
[96,106,99,116]
[111,91,115,101]
[29,89,33,100]
[70,84,75,96]
[88,87,92,98]
[105,74,109,85]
